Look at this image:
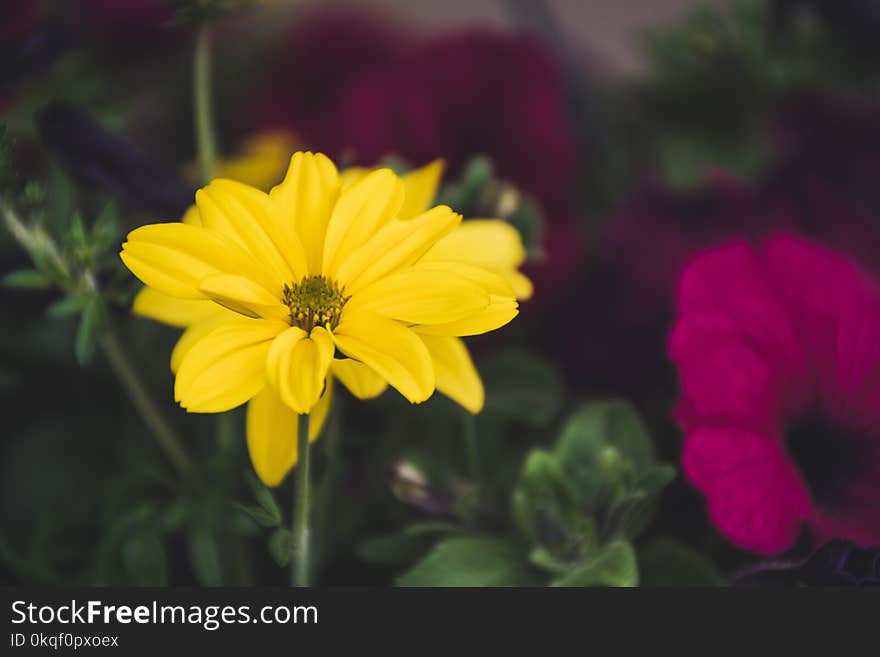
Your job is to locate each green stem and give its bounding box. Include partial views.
[462,411,480,485]
[3,202,197,482]
[216,412,252,584]
[193,25,217,184]
[100,330,193,477]
[291,412,312,586]
[215,412,235,451]
[313,399,342,573]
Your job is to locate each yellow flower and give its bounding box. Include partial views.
[211,130,300,192]
[122,151,519,485]
[341,160,533,413]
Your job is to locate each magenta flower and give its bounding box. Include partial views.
[670,233,880,554]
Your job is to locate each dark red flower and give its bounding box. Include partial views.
[670,233,880,554]
[569,171,765,385]
[246,8,405,161]
[74,0,174,43]
[576,96,880,385]
[0,0,41,43]
[247,10,577,213]
[759,95,880,265]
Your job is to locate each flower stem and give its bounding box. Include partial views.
[462,411,480,485]
[291,412,312,586]
[193,24,217,184]
[100,329,193,478]
[3,203,195,480]
[313,398,342,575]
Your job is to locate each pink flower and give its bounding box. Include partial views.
[670,233,880,554]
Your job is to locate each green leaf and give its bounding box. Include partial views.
[268,528,293,567]
[512,450,577,545]
[44,166,76,232]
[245,470,282,525]
[529,547,569,574]
[402,522,463,537]
[396,537,543,587]
[233,503,279,528]
[508,199,543,259]
[604,493,653,540]
[30,251,68,284]
[156,502,189,533]
[459,156,493,204]
[91,203,120,252]
[69,211,87,247]
[188,527,224,586]
[358,532,431,566]
[553,409,607,506]
[638,539,725,587]
[600,465,676,539]
[122,534,167,586]
[551,540,638,587]
[3,269,52,289]
[46,293,91,318]
[635,464,676,496]
[481,350,564,426]
[74,296,107,364]
[554,400,656,505]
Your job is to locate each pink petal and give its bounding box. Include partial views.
[676,240,806,383]
[683,427,816,555]
[670,317,782,433]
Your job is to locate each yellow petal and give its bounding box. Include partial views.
[419,334,484,414]
[197,181,304,282]
[339,166,371,190]
[422,219,533,300]
[411,261,516,297]
[335,206,461,293]
[175,319,285,412]
[199,273,288,321]
[424,219,527,269]
[170,313,238,373]
[399,159,444,220]
[265,325,306,387]
[246,381,332,487]
[330,358,387,399]
[269,152,340,274]
[413,295,519,337]
[505,270,534,300]
[213,130,298,191]
[120,222,276,299]
[332,311,434,403]
[132,287,219,327]
[322,168,404,276]
[267,326,334,414]
[182,205,202,226]
[346,268,488,324]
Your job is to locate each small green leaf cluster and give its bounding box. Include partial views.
[2,132,129,363]
[385,400,675,587]
[437,155,544,259]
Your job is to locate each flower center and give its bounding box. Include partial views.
[787,413,856,507]
[282,275,349,332]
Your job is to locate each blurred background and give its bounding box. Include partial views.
[2,0,880,586]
